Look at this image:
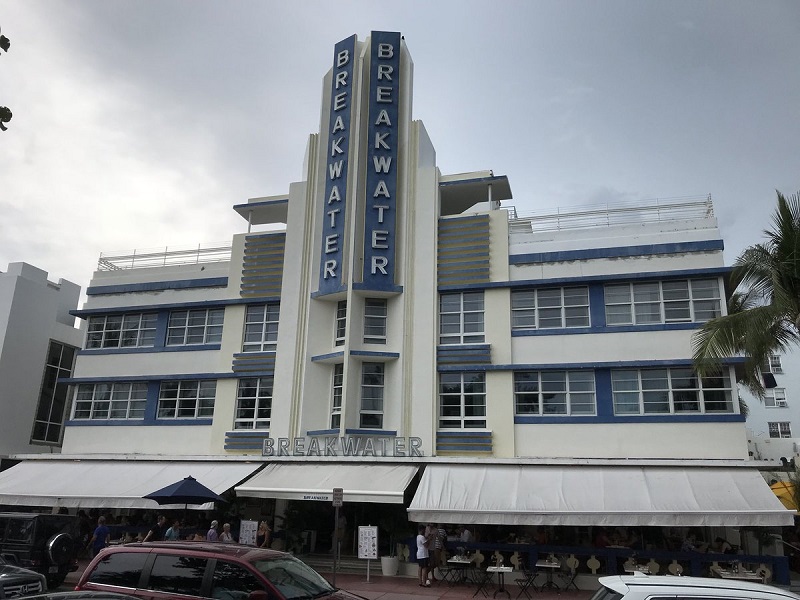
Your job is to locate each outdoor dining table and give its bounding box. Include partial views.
[445,556,474,585]
[474,566,513,598]
[535,559,561,590]
[711,567,763,582]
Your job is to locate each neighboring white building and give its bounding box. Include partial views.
[0,32,790,547]
[746,349,800,467]
[0,262,82,462]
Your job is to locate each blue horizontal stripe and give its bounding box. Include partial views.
[307,429,340,436]
[514,414,745,424]
[344,429,398,436]
[510,240,724,265]
[225,430,270,438]
[349,351,400,359]
[66,418,213,427]
[438,266,731,293]
[511,323,700,337]
[72,297,280,318]
[60,372,235,384]
[311,351,345,362]
[436,356,745,372]
[437,431,492,438]
[436,445,493,452]
[78,344,220,356]
[87,277,228,296]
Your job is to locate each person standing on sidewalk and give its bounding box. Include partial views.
[87,516,110,558]
[416,525,430,587]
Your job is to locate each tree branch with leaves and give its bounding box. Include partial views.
[1,24,12,131]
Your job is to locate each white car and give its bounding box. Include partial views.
[593,574,800,600]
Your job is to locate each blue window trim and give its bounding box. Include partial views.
[78,343,221,356]
[439,266,731,293]
[438,357,745,373]
[512,323,701,337]
[86,277,228,296]
[509,240,724,266]
[307,429,341,436]
[66,418,214,427]
[349,351,400,359]
[514,414,744,424]
[59,372,237,384]
[71,296,281,319]
[311,351,346,362]
[344,428,398,436]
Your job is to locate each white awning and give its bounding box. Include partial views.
[408,464,794,527]
[235,463,418,504]
[0,460,262,509]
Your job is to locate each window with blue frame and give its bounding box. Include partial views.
[235,377,272,429]
[611,367,733,415]
[439,372,486,428]
[331,363,343,429]
[514,370,596,415]
[360,362,384,428]
[604,279,721,325]
[166,308,224,346]
[511,287,589,330]
[157,380,216,418]
[439,291,484,345]
[73,382,148,420]
[86,313,158,349]
[242,303,280,352]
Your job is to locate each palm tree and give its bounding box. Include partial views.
[693,190,800,397]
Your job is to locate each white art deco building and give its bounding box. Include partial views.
[0,32,791,575]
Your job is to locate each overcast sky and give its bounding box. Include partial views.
[1,1,798,295]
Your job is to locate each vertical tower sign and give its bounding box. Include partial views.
[318,34,357,295]
[362,31,400,290]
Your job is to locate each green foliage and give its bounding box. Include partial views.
[693,190,800,397]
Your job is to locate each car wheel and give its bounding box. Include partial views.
[47,532,74,565]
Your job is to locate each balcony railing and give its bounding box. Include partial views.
[97,242,232,271]
[508,195,714,233]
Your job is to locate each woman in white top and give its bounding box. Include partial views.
[416,524,430,586]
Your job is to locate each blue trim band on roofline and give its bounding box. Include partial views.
[86,277,229,296]
[514,414,745,425]
[344,429,398,436]
[311,351,345,362]
[349,351,400,359]
[66,418,213,427]
[78,344,221,356]
[509,240,725,266]
[308,429,340,436]
[438,266,732,292]
[59,372,239,384]
[72,296,281,318]
[233,199,289,211]
[511,323,701,337]
[436,357,745,372]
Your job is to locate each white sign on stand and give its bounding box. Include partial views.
[358,525,378,559]
[240,520,258,546]
[358,525,378,583]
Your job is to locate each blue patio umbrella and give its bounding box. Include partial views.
[144,475,228,507]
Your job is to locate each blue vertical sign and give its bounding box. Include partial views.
[362,31,400,290]
[318,34,357,295]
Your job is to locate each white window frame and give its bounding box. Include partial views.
[73,382,148,420]
[611,368,734,415]
[439,291,485,345]
[86,313,158,349]
[511,287,590,330]
[32,340,77,444]
[335,301,347,347]
[514,370,596,415]
[359,362,385,429]
[769,421,792,438]
[363,298,388,344]
[763,354,783,374]
[157,380,216,419]
[166,308,224,346]
[242,303,280,352]
[438,372,486,429]
[604,278,721,326]
[331,364,343,429]
[234,377,273,429]
[765,388,788,408]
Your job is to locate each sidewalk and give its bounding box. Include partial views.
[63,558,594,599]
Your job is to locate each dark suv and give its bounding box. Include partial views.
[76,542,363,600]
[0,513,79,588]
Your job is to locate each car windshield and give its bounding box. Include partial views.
[250,555,335,600]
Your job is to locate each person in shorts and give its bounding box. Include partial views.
[416,524,430,586]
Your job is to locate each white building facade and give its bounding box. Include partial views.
[0,32,791,573]
[0,262,82,461]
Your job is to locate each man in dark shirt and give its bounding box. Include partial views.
[143,515,167,542]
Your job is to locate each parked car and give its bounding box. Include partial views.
[0,554,47,597]
[0,513,79,589]
[76,541,363,600]
[593,574,800,600]
[19,593,138,600]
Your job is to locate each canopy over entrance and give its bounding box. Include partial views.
[408,464,794,527]
[235,463,418,504]
[0,460,261,509]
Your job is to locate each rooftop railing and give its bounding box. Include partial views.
[97,242,232,271]
[508,194,714,233]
